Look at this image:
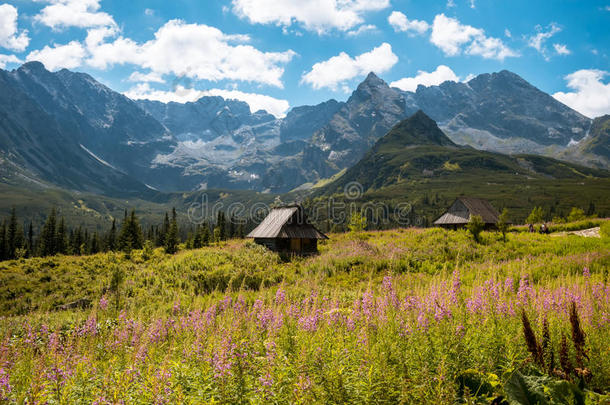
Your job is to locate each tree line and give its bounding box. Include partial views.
[0,207,246,261]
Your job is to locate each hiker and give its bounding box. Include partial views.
[540,223,548,234]
[528,223,534,233]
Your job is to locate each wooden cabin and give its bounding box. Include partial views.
[247,205,328,254]
[433,197,501,230]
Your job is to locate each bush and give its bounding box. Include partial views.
[601,221,610,239]
[567,207,586,222]
[466,215,484,243]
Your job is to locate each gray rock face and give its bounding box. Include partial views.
[0,63,605,196]
[407,70,591,147]
[0,64,152,196]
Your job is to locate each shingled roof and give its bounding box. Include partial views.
[433,197,500,225]
[247,206,328,239]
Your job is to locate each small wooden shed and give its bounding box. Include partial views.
[433,197,500,230]
[247,205,328,254]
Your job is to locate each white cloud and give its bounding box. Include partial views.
[388,11,429,36]
[301,42,398,90]
[430,14,517,61]
[85,20,295,88]
[231,0,390,34]
[527,23,561,60]
[0,53,22,69]
[553,43,570,56]
[124,83,290,117]
[128,71,165,83]
[144,8,155,16]
[504,28,511,38]
[0,4,30,52]
[34,0,117,30]
[390,65,460,92]
[446,0,456,8]
[346,24,378,37]
[553,69,610,119]
[26,41,86,70]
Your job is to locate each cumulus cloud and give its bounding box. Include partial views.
[527,23,561,60]
[85,20,295,88]
[390,65,460,92]
[34,0,117,30]
[124,83,290,117]
[388,11,429,36]
[301,43,398,90]
[26,41,86,70]
[553,69,610,119]
[128,71,165,83]
[553,43,570,56]
[231,0,390,34]
[430,14,517,61]
[0,4,30,52]
[346,24,378,37]
[0,53,22,69]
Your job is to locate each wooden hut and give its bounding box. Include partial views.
[433,197,500,230]
[247,205,328,254]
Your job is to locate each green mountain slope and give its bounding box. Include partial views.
[314,111,610,222]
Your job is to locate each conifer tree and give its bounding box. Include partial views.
[27,221,33,257]
[56,217,67,255]
[119,210,143,252]
[0,221,6,261]
[107,219,117,251]
[7,208,20,259]
[39,208,57,256]
[165,208,179,254]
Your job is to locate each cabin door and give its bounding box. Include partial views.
[290,238,302,252]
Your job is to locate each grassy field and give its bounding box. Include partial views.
[0,224,609,403]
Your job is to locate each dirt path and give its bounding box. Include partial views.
[551,227,601,238]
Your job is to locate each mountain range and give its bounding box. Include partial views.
[0,62,609,198]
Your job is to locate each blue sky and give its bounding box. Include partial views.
[0,0,609,118]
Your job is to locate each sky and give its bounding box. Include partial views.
[0,0,609,118]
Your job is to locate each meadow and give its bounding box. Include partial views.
[0,225,609,403]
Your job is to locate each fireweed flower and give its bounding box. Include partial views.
[0,368,11,401]
[99,295,109,310]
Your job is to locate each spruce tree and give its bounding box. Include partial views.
[201,222,211,246]
[7,208,19,259]
[39,208,57,256]
[0,221,6,261]
[56,217,67,255]
[165,208,179,254]
[27,221,34,257]
[107,219,117,251]
[193,225,202,249]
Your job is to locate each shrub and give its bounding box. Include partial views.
[526,206,544,224]
[466,215,484,243]
[567,207,586,222]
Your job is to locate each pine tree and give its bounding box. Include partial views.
[201,222,211,246]
[7,208,19,259]
[217,211,226,241]
[39,208,57,256]
[586,201,596,217]
[107,219,117,251]
[119,210,143,252]
[228,214,235,239]
[0,221,6,261]
[90,232,101,254]
[56,217,67,255]
[193,225,202,249]
[156,213,170,247]
[165,208,179,254]
[27,221,34,257]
